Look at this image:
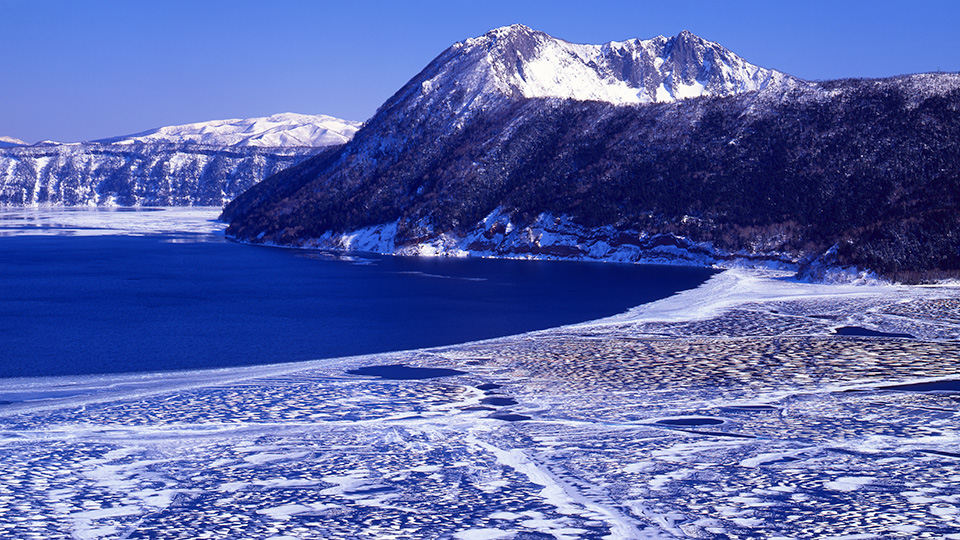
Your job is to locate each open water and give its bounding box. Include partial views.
[0,209,715,378]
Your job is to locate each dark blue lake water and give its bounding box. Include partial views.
[0,228,714,378]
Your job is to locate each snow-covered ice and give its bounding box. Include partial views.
[0,206,224,238]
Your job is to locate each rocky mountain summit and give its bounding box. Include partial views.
[215,25,959,281]
[411,24,796,108]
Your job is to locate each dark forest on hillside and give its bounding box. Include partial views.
[224,75,960,282]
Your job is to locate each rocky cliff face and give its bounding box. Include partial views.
[0,114,360,206]
[223,26,960,282]
[0,143,320,206]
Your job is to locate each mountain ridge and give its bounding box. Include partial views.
[409,25,798,109]
[0,113,359,206]
[0,136,28,149]
[92,113,361,148]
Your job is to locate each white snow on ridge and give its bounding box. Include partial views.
[98,113,362,148]
[416,25,797,111]
[0,135,28,146]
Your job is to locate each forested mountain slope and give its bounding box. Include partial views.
[223,26,960,281]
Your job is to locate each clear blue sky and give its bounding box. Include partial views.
[3,0,959,143]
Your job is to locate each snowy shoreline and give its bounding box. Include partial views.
[1,264,955,411]
[0,206,953,395]
[2,205,957,419]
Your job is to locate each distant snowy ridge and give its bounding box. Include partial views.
[0,136,28,148]
[0,144,323,207]
[397,24,798,114]
[0,112,360,206]
[94,113,362,148]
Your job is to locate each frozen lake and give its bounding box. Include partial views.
[0,207,715,378]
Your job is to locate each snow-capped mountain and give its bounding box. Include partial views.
[0,113,358,206]
[95,113,361,148]
[224,25,960,281]
[225,25,807,235]
[386,24,798,116]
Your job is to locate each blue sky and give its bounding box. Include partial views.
[3,0,959,143]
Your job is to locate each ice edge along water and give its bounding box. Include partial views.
[0,206,948,408]
[3,264,958,540]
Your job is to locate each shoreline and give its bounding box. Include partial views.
[2,266,956,412]
[0,204,955,399]
[0,205,898,283]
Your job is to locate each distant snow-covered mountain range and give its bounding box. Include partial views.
[0,113,360,206]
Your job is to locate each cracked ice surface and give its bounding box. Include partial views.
[2,272,960,538]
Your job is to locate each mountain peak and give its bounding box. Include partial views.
[670,29,711,51]
[458,23,547,52]
[485,23,536,37]
[403,26,796,113]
